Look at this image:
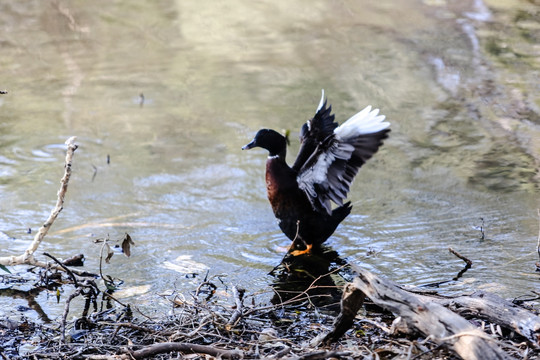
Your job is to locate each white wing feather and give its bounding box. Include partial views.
[316,89,325,112]
[297,141,355,212]
[335,105,389,139]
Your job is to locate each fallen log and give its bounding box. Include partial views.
[324,267,510,360]
[430,290,540,347]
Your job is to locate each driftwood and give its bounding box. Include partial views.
[430,291,540,347]
[321,282,366,343]
[325,267,516,360]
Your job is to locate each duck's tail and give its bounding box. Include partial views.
[331,201,352,225]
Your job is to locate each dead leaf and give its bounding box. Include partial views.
[105,243,114,264]
[121,233,135,257]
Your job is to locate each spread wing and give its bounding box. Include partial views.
[292,90,338,172]
[296,96,390,215]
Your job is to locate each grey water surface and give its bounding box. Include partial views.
[0,0,539,320]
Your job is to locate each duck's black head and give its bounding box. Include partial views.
[242,129,287,157]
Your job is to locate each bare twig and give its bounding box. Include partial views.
[194,271,217,302]
[449,247,473,280]
[449,247,472,266]
[97,321,156,333]
[479,217,485,240]
[101,291,128,308]
[421,248,473,287]
[91,164,97,182]
[61,287,83,343]
[282,350,352,360]
[26,137,77,257]
[168,315,212,341]
[43,252,79,287]
[359,318,392,334]
[122,342,243,359]
[536,209,540,261]
[289,220,309,253]
[227,285,245,329]
[0,137,78,268]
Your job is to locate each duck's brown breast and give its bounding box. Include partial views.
[265,157,300,215]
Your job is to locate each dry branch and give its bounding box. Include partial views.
[449,247,472,281]
[429,291,540,347]
[127,342,243,359]
[87,342,243,359]
[227,285,244,329]
[537,209,540,261]
[325,267,510,360]
[282,350,352,360]
[0,137,78,269]
[61,287,83,343]
[321,282,365,344]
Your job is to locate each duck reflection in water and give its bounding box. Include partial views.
[269,245,350,312]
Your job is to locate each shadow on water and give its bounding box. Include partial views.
[269,245,351,313]
[0,287,51,323]
[0,263,116,328]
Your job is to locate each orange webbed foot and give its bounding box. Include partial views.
[289,243,312,256]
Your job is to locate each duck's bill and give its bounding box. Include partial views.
[242,140,256,150]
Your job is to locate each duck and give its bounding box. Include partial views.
[242,90,390,255]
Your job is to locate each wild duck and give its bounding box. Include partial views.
[242,90,390,255]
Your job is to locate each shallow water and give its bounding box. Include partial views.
[0,0,539,321]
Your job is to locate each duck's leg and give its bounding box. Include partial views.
[288,223,312,256]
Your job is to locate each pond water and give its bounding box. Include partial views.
[0,0,539,321]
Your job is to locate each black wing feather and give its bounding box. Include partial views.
[292,100,338,172]
[298,128,390,215]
